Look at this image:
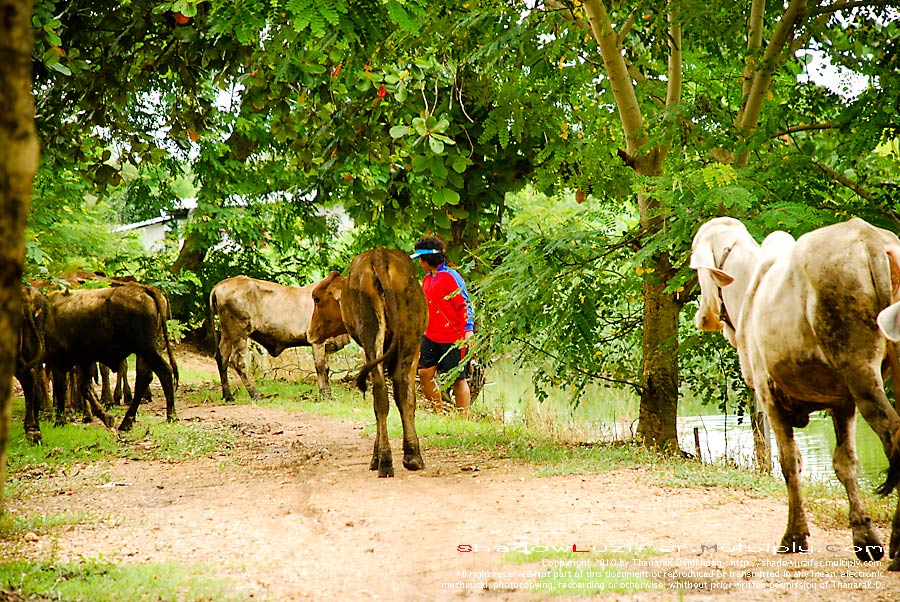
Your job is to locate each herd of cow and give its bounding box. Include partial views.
[12,218,900,568]
[14,247,427,478]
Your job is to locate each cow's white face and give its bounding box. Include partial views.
[690,220,741,346]
[694,267,725,333]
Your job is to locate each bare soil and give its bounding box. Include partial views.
[5,350,900,601]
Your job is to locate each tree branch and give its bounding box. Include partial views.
[773,123,841,138]
[582,0,646,154]
[511,336,645,394]
[811,160,875,201]
[734,0,809,167]
[810,0,897,17]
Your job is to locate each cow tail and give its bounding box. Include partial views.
[210,287,223,368]
[355,256,401,393]
[18,291,45,373]
[148,286,180,389]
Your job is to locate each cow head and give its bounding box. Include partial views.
[688,217,758,347]
[690,225,739,333]
[308,271,348,344]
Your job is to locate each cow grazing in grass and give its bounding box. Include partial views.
[690,216,900,570]
[308,249,427,477]
[43,282,178,431]
[209,275,350,402]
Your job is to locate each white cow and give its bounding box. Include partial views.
[209,275,350,401]
[690,216,900,570]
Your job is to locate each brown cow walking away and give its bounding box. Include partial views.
[308,249,427,477]
[209,275,350,402]
[691,217,900,570]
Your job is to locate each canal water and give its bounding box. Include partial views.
[479,361,889,487]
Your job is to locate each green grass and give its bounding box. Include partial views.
[0,511,91,539]
[7,363,896,598]
[502,549,661,595]
[0,559,242,602]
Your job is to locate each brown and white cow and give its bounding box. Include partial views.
[308,249,427,477]
[43,282,178,431]
[690,216,900,569]
[209,275,350,402]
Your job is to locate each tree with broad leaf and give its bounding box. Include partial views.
[527,0,900,450]
[21,0,900,457]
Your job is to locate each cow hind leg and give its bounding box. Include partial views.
[100,364,113,407]
[830,407,884,561]
[846,378,900,570]
[143,351,177,422]
[51,368,68,426]
[80,371,113,428]
[216,338,235,402]
[119,360,152,432]
[19,370,42,444]
[370,366,394,478]
[229,339,261,400]
[393,367,424,471]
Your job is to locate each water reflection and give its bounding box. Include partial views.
[482,361,888,486]
[678,413,888,487]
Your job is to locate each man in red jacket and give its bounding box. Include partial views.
[410,237,475,417]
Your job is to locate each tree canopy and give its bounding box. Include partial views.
[23,0,900,449]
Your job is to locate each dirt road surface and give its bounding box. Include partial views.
[6,386,900,601]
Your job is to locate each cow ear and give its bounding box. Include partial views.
[690,245,734,287]
[332,286,342,303]
[887,247,900,300]
[707,268,734,287]
[878,302,900,342]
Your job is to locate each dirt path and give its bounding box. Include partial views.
[7,395,900,601]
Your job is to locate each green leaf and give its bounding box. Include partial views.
[433,188,459,207]
[434,211,452,229]
[390,125,411,138]
[50,62,72,76]
[428,136,445,154]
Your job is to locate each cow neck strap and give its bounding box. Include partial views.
[717,244,736,331]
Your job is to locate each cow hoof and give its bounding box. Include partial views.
[889,555,900,572]
[852,527,884,561]
[223,394,235,403]
[377,455,394,478]
[25,430,42,445]
[118,418,134,432]
[166,413,177,423]
[779,533,810,554]
[403,454,425,471]
[369,457,379,471]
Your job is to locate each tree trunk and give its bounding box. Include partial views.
[0,0,39,513]
[171,236,206,275]
[636,253,681,451]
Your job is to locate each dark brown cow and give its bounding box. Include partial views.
[43,282,178,431]
[308,248,427,477]
[209,275,349,402]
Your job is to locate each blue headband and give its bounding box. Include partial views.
[410,248,441,259]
